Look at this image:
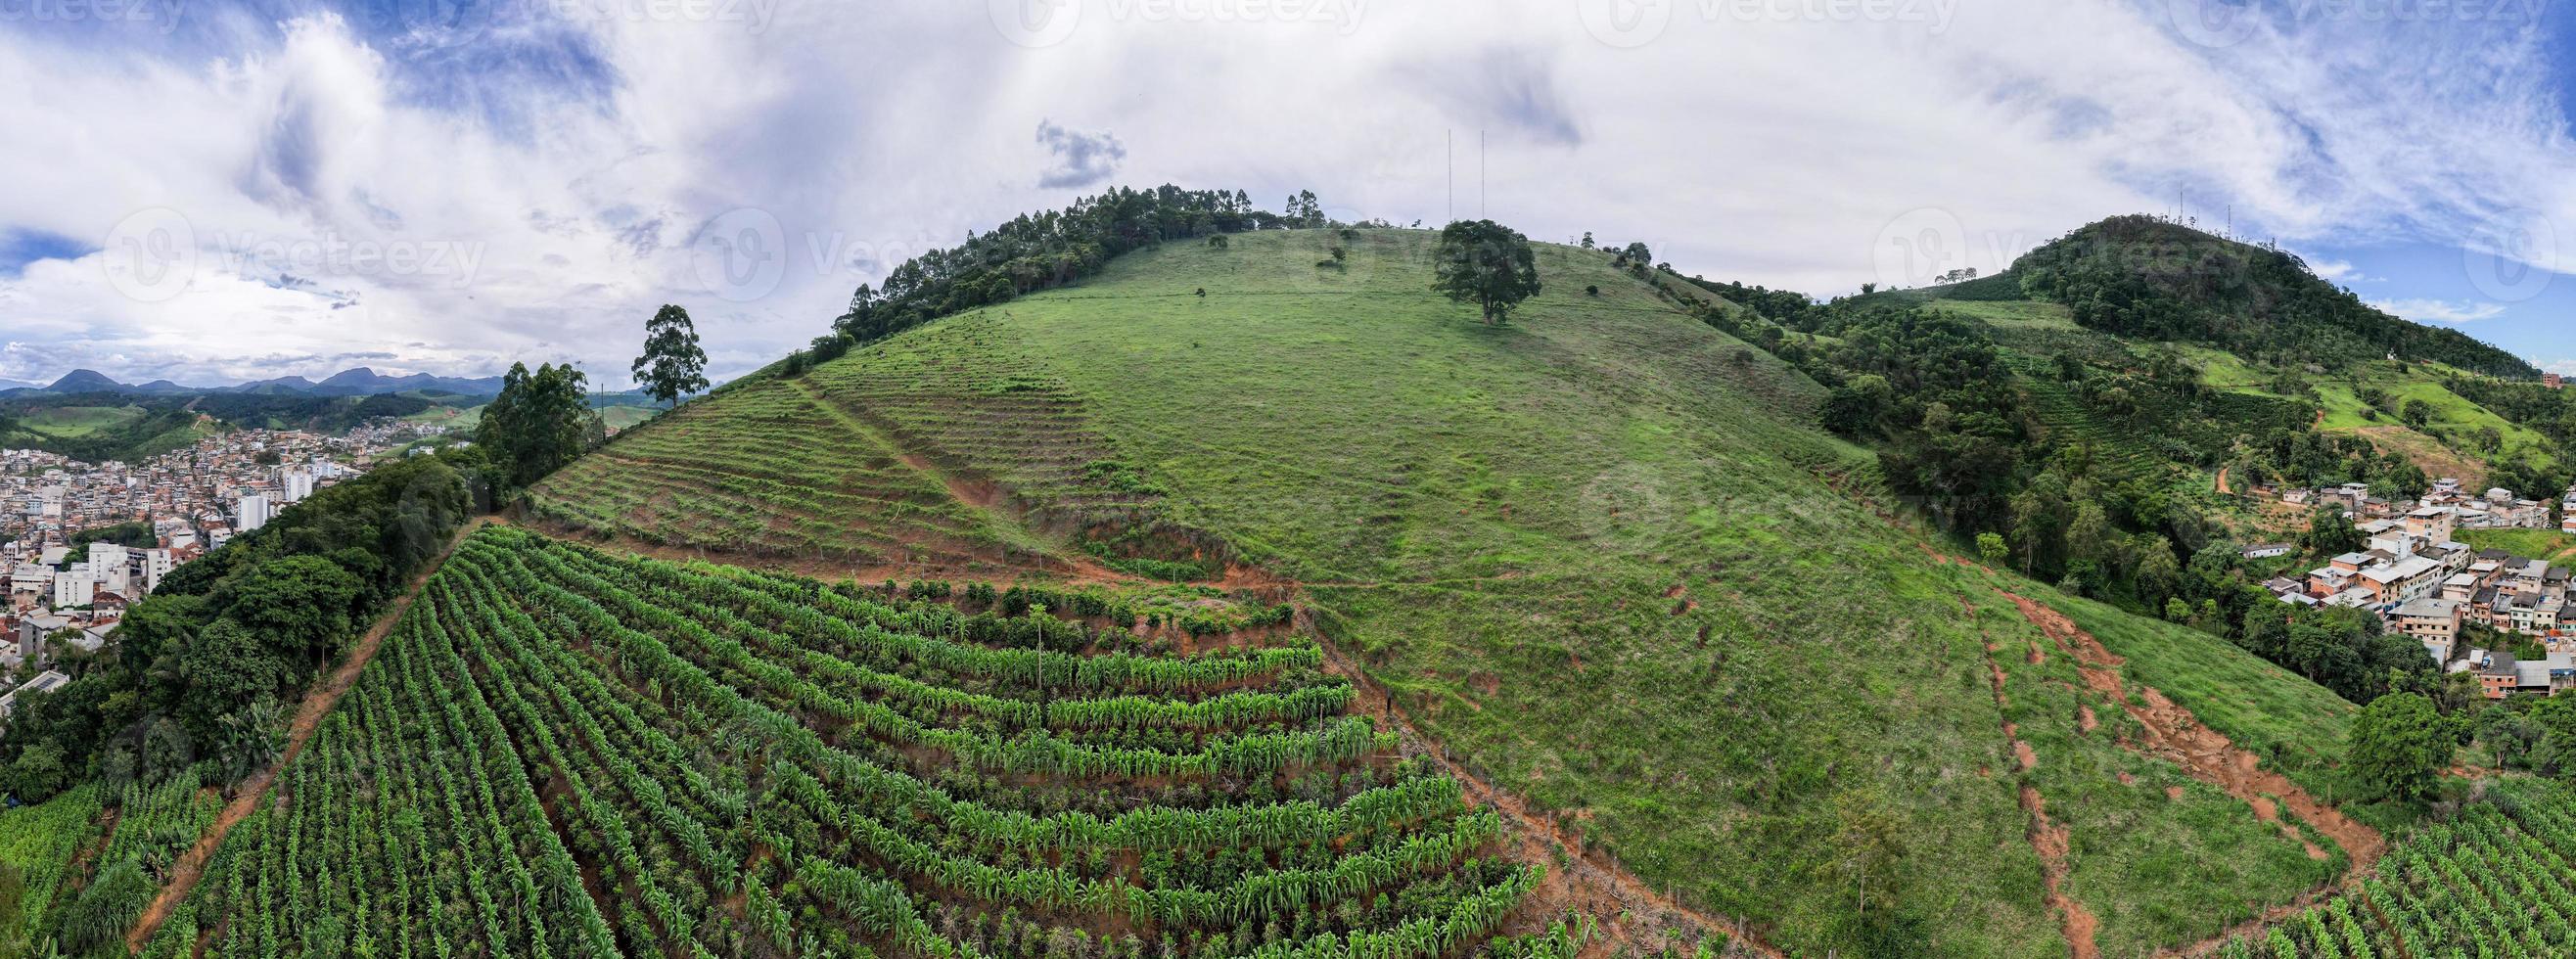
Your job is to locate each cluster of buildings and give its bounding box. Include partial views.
[2256,482,2576,698]
[2273,478,2566,533]
[1,427,419,725]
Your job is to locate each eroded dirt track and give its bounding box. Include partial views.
[1299,608,1784,958]
[1996,589,2384,870]
[1978,631,2101,959]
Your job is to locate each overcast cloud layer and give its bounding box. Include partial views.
[0,0,2569,387]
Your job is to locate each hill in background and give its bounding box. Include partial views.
[534,226,2385,956]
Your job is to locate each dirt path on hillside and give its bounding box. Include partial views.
[125,518,493,952]
[779,379,1139,582]
[2215,466,2232,496]
[1295,608,1783,958]
[1995,589,2383,872]
[1974,629,2101,958]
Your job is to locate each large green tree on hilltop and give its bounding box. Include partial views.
[1431,219,1542,325]
[478,362,604,488]
[632,304,711,407]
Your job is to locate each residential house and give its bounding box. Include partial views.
[2396,598,2463,663]
[0,669,70,724]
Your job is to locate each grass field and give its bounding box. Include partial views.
[2458,528,2576,562]
[17,405,147,437]
[545,228,2394,956]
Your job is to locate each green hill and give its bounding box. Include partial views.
[535,226,2389,956]
[2012,215,2535,379]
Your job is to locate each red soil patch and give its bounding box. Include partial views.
[2022,785,2101,959]
[1996,589,2382,872]
[1977,632,2096,958]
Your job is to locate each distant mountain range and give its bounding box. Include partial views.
[9,367,508,398]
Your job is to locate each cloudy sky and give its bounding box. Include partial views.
[0,0,2571,388]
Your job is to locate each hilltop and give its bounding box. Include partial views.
[8,366,509,398]
[2010,215,2534,379]
[533,224,2390,956]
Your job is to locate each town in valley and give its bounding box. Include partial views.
[0,421,443,717]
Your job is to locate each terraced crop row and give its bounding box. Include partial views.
[799,319,1219,576]
[2009,358,2163,486]
[528,378,1002,566]
[149,525,1548,959]
[2223,778,2576,959]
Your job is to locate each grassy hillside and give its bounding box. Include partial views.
[542,227,2385,956]
[17,404,147,437]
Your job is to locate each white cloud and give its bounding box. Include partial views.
[2544,358,2576,377]
[2308,259,2377,284]
[0,0,2567,384]
[2370,297,2507,324]
[1035,120,1127,189]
